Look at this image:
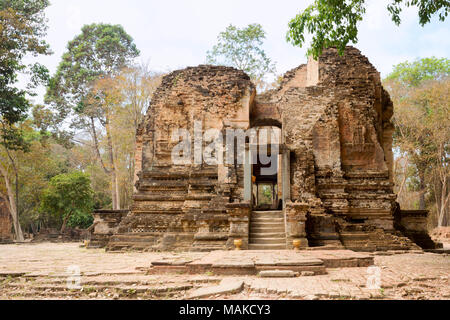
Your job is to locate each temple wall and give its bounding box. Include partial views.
[109,65,255,251]
[102,47,438,252]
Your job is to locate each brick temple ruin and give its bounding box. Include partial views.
[91,47,440,252]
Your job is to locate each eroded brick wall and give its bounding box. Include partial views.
[110,65,255,251]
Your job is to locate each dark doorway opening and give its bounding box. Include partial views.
[252,156,279,211]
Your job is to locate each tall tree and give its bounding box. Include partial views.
[384,57,450,226]
[46,23,140,210]
[63,65,161,211]
[105,66,161,208]
[287,0,450,58]
[0,0,51,241]
[206,24,276,88]
[1,119,72,234]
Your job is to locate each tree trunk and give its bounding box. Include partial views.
[115,172,120,210]
[60,211,73,234]
[438,184,449,227]
[0,162,24,241]
[437,144,449,227]
[418,170,426,210]
[90,116,120,210]
[110,169,120,210]
[106,117,120,210]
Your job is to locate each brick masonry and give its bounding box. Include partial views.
[102,47,440,252]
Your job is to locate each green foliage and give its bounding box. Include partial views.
[387,0,449,26]
[15,123,73,232]
[0,0,51,150]
[206,24,276,83]
[287,0,366,58]
[385,57,450,87]
[287,0,450,59]
[384,58,450,223]
[46,23,140,121]
[40,171,94,230]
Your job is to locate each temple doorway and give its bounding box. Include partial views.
[252,156,280,211]
[244,125,288,212]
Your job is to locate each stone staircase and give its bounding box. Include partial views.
[249,211,287,250]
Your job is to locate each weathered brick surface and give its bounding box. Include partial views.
[103,47,437,252]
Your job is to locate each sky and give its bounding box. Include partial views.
[26,0,450,105]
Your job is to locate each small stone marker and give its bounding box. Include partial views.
[258,270,298,278]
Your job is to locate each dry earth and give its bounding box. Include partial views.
[0,243,448,300]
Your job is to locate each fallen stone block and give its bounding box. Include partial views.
[258,270,298,278]
[187,279,244,299]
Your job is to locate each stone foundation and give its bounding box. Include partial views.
[88,210,129,248]
[394,209,442,249]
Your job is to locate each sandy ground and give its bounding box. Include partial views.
[0,243,448,300]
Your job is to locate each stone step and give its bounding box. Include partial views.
[252,211,284,218]
[252,212,284,217]
[250,232,286,238]
[251,222,285,228]
[251,217,284,223]
[249,238,286,245]
[248,244,287,250]
[251,227,286,233]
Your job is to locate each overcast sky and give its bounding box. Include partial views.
[27,0,450,104]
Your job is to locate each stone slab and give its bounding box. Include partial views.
[147,249,375,276]
[187,279,244,299]
[212,262,254,268]
[274,258,324,266]
[259,270,298,278]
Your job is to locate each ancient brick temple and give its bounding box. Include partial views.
[102,47,438,252]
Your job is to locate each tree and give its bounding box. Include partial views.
[384,57,450,227]
[14,121,72,234]
[287,0,450,58]
[206,24,276,88]
[40,171,94,233]
[385,57,450,86]
[46,23,140,210]
[0,0,51,241]
[105,66,161,208]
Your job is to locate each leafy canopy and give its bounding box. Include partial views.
[383,57,449,214]
[45,23,140,120]
[384,57,450,87]
[207,24,276,83]
[0,0,51,150]
[287,0,450,59]
[40,171,94,229]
